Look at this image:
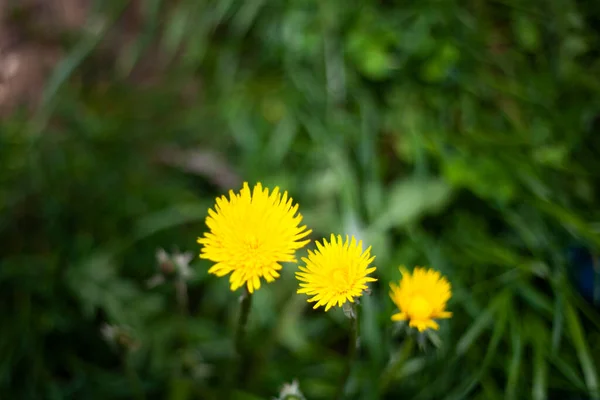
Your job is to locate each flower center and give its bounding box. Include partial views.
[245,235,261,251]
[407,295,433,320]
[331,267,349,289]
[243,235,266,269]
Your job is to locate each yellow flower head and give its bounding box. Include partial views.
[296,234,377,311]
[198,182,311,293]
[389,267,452,332]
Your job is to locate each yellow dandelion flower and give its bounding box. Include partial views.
[198,182,311,293]
[389,267,452,332]
[296,234,377,311]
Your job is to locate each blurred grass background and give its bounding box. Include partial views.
[2,0,600,399]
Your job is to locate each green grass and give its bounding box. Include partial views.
[1,0,600,399]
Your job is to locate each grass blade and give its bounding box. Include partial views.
[551,289,564,354]
[549,353,586,392]
[532,336,548,400]
[505,315,523,400]
[528,316,550,400]
[448,291,511,400]
[456,291,508,356]
[565,302,599,399]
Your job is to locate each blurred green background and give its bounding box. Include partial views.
[2,0,600,399]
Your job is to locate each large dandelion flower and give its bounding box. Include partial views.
[296,234,377,311]
[198,182,311,293]
[389,267,452,332]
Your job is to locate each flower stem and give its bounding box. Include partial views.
[235,286,253,356]
[175,279,189,315]
[225,286,253,396]
[335,304,359,400]
[124,353,145,400]
[378,335,415,394]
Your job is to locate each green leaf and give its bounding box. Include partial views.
[132,203,209,242]
[398,357,427,379]
[549,353,586,391]
[551,290,564,354]
[167,377,193,400]
[513,14,540,51]
[266,114,298,164]
[565,303,599,399]
[449,292,510,400]
[162,4,192,61]
[536,201,600,248]
[456,292,509,356]
[231,0,267,36]
[232,390,265,400]
[361,294,385,365]
[517,283,553,316]
[421,42,460,83]
[532,327,549,400]
[505,316,523,400]
[373,178,453,231]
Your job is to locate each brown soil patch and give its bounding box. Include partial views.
[0,0,88,117]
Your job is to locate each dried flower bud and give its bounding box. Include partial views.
[274,380,305,400]
[342,302,357,319]
[100,323,140,352]
[160,260,175,275]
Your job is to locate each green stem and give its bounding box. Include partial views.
[225,287,253,397]
[235,287,253,356]
[124,353,145,400]
[335,305,359,400]
[175,279,189,315]
[378,336,415,395]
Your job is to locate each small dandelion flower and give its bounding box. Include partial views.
[389,267,452,332]
[198,182,311,293]
[296,234,377,311]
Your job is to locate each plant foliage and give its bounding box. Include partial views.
[1,0,600,399]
